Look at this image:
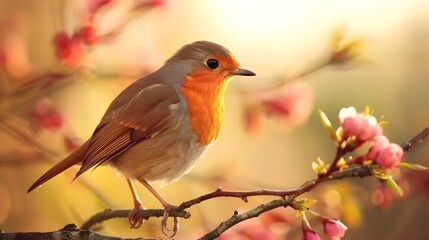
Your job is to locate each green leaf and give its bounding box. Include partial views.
[385,176,404,196]
[398,162,428,171]
[295,198,318,211]
[318,109,339,142]
[372,169,389,180]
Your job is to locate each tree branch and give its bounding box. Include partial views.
[81,208,191,230]
[0,224,161,240]
[401,127,428,151]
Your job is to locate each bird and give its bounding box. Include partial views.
[28,40,255,236]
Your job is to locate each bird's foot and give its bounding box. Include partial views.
[160,204,179,238]
[128,202,146,229]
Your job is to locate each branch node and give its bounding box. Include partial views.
[241,196,248,203]
[233,210,239,215]
[61,224,78,231]
[216,186,223,191]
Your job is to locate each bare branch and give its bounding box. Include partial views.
[81,208,191,230]
[401,127,429,151]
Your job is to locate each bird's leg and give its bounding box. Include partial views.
[126,178,146,229]
[138,178,179,237]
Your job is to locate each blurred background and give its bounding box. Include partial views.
[0,0,428,239]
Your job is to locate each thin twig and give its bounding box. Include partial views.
[401,127,428,151]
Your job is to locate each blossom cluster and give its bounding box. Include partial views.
[318,106,404,172]
[54,0,165,67]
[338,106,403,169]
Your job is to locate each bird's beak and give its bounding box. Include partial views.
[229,68,256,76]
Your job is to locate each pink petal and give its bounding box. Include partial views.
[375,143,403,169]
[324,219,347,238]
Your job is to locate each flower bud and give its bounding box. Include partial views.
[339,107,382,147]
[53,31,83,67]
[302,229,321,240]
[322,218,348,239]
[31,98,63,131]
[302,218,321,240]
[78,26,99,45]
[375,143,403,169]
[87,0,114,14]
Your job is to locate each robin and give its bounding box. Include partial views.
[28,40,255,236]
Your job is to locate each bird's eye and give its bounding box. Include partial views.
[206,59,219,69]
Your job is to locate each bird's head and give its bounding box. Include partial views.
[166,41,255,88]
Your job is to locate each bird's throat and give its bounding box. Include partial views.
[181,75,230,145]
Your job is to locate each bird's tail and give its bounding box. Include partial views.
[27,141,88,192]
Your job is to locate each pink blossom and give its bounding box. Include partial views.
[362,136,403,169]
[366,135,390,160]
[302,229,321,240]
[372,185,394,208]
[338,106,357,121]
[53,32,84,67]
[375,143,403,169]
[87,0,114,14]
[302,219,321,240]
[255,80,313,128]
[243,105,264,136]
[339,107,382,143]
[147,0,166,7]
[372,179,410,209]
[31,98,63,131]
[77,26,99,45]
[322,219,348,239]
[135,0,166,9]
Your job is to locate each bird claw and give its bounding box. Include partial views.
[128,203,145,229]
[160,205,179,238]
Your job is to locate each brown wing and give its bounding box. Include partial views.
[74,84,179,178]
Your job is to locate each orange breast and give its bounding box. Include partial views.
[180,74,229,146]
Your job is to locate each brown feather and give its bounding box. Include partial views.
[27,141,89,192]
